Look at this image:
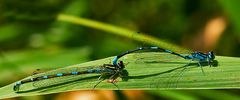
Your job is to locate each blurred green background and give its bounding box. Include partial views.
[0,0,239,100]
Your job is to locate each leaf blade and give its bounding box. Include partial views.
[0,52,239,99]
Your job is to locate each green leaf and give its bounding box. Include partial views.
[57,14,189,53]
[147,90,199,100]
[147,90,240,100]
[0,52,239,99]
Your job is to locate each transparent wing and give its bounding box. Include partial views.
[132,52,186,64]
[166,64,191,88]
[128,52,208,89]
[32,74,97,88]
[126,52,195,89]
[166,62,208,89]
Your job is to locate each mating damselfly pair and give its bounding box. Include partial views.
[13,46,217,92]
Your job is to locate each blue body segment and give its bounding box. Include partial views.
[43,76,48,79]
[150,47,158,49]
[164,49,172,53]
[113,56,118,66]
[71,72,78,75]
[94,68,102,73]
[186,55,193,59]
[16,81,22,85]
[56,73,63,77]
[87,69,94,73]
[190,52,208,61]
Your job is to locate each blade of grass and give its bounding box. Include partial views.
[187,90,240,100]
[0,52,239,99]
[147,90,198,100]
[147,90,240,100]
[57,14,189,52]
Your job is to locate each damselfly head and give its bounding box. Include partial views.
[13,84,20,92]
[118,61,125,69]
[208,51,215,60]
